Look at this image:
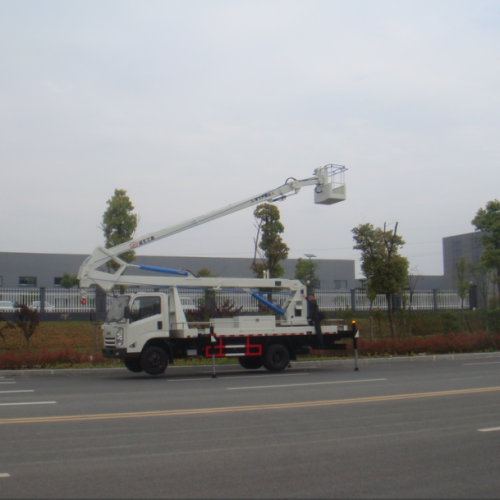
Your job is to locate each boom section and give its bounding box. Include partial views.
[78,164,346,289]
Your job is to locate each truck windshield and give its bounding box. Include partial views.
[105,296,130,323]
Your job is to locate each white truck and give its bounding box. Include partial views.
[77,164,359,375]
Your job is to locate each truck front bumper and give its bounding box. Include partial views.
[102,348,127,359]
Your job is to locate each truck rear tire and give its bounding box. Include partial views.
[141,346,168,375]
[238,356,263,370]
[263,344,290,372]
[124,358,143,373]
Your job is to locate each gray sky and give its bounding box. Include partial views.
[1,0,499,278]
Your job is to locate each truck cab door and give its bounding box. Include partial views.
[127,295,167,348]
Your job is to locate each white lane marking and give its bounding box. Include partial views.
[464,361,500,366]
[227,378,388,390]
[478,427,500,432]
[0,382,16,385]
[0,390,34,394]
[0,473,10,478]
[169,373,309,382]
[0,401,56,407]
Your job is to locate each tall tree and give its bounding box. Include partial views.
[101,189,138,271]
[250,203,289,278]
[352,222,409,338]
[472,200,500,307]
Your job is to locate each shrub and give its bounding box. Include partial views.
[356,331,500,357]
[483,309,500,334]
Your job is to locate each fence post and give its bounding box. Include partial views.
[40,287,46,312]
[36,287,46,320]
[350,289,356,312]
[432,289,438,311]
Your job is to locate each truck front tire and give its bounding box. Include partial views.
[141,346,168,375]
[238,356,263,370]
[124,358,143,373]
[263,344,290,372]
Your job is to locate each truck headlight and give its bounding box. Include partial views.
[116,328,124,346]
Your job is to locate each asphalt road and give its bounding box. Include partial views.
[1,357,500,498]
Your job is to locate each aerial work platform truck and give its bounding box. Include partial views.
[77,165,360,375]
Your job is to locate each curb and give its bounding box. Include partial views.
[1,351,499,377]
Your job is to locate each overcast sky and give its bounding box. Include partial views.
[1,0,499,278]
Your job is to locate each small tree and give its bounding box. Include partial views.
[101,189,138,271]
[456,256,470,331]
[403,267,421,338]
[197,268,216,277]
[14,304,40,351]
[472,200,500,307]
[60,273,79,289]
[250,203,289,279]
[469,261,494,311]
[365,287,378,340]
[294,258,320,294]
[352,222,409,339]
[196,268,217,309]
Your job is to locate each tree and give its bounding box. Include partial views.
[352,222,409,339]
[456,256,470,331]
[197,268,216,277]
[60,273,79,289]
[196,268,217,309]
[469,261,494,310]
[250,203,289,278]
[101,189,138,271]
[294,258,320,294]
[14,304,40,351]
[402,267,421,338]
[472,200,500,307]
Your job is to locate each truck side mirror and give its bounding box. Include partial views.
[124,306,130,319]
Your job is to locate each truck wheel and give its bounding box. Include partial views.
[124,358,143,373]
[141,346,168,375]
[263,344,290,372]
[238,356,263,370]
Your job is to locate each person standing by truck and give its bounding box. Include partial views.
[305,294,324,348]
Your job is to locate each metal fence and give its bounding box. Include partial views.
[0,287,470,313]
[314,289,470,312]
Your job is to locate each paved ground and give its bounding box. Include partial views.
[1,353,499,498]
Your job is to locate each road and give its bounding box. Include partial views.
[1,357,500,498]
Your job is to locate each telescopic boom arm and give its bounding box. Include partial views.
[78,164,346,290]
